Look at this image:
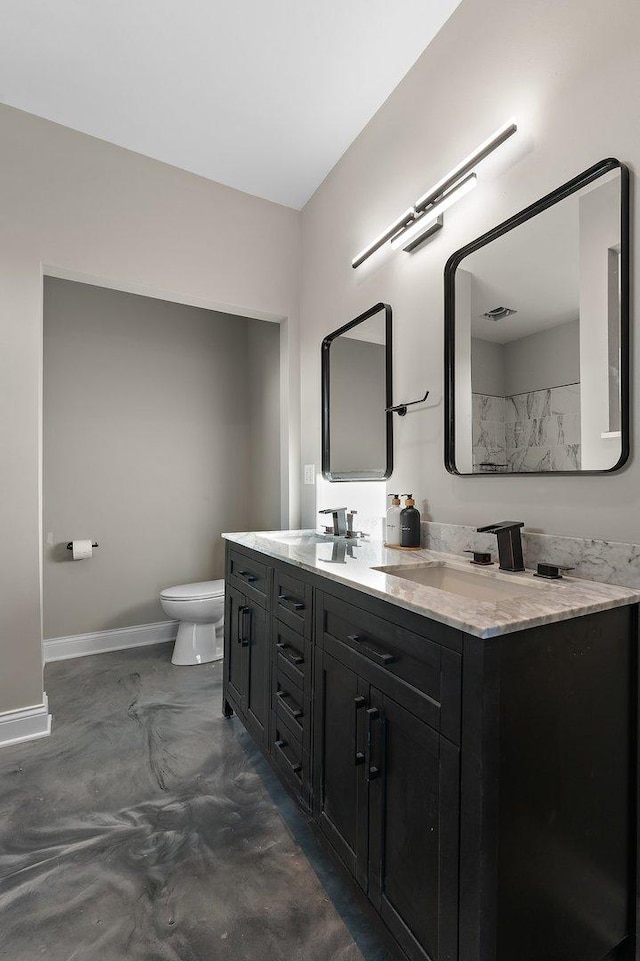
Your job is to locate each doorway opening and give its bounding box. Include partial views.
[41,275,283,654]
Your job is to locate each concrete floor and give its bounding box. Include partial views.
[0,644,402,961]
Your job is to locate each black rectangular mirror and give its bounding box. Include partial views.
[445,158,629,475]
[322,302,393,481]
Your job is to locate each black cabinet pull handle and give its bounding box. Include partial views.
[276,641,304,666]
[276,689,303,719]
[354,695,367,765]
[238,606,251,647]
[347,633,397,666]
[238,569,258,583]
[278,593,305,611]
[274,738,302,775]
[365,707,383,782]
[237,605,249,645]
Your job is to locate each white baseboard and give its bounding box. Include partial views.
[0,694,52,749]
[43,620,178,663]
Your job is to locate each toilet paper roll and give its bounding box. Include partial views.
[71,539,93,561]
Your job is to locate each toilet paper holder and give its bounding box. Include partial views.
[66,542,99,550]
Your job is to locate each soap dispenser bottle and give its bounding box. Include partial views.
[400,494,421,548]
[386,494,402,546]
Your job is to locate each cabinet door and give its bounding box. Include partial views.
[224,585,246,708]
[243,600,269,746]
[313,648,369,889]
[368,691,460,961]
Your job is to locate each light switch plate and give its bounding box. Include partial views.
[304,464,315,485]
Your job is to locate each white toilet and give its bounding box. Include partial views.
[160,580,225,666]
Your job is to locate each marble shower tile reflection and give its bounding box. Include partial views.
[473,420,495,449]
[552,413,581,446]
[473,393,504,422]
[506,445,551,472]
[552,444,581,470]
[472,393,507,472]
[551,384,581,415]
[506,390,551,423]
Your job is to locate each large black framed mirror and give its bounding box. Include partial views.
[445,158,630,475]
[322,302,393,481]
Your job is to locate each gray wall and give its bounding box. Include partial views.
[43,278,280,638]
[247,319,282,530]
[471,339,505,396]
[0,103,299,716]
[329,338,386,473]
[300,0,640,545]
[472,320,580,397]
[504,319,580,395]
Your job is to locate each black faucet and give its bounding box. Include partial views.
[476,521,525,572]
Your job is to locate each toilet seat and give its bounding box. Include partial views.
[160,579,225,602]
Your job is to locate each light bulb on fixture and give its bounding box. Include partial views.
[351,207,415,270]
[351,118,517,268]
[391,174,477,251]
[414,119,517,213]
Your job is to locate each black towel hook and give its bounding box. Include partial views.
[385,390,430,417]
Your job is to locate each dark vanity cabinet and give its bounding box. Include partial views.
[313,593,462,961]
[223,542,638,961]
[223,551,271,748]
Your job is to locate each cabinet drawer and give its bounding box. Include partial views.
[319,593,461,743]
[227,550,269,606]
[273,619,310,689]
[271,710,311,808]
[274,669,305,741]
[273,568,312,636]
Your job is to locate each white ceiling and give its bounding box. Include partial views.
[0,0,462,209]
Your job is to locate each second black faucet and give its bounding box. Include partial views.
[476,521,525,572]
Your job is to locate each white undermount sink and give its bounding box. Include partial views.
[266,531,331,546]
[373,561,543,602]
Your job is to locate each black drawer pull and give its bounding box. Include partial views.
[276,641,304,666]
[347,633,397,666]
[278,593,305,611]
[276,689,303,719]
[237,569,258,583]
[274,738,302,774]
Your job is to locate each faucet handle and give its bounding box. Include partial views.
[346,510,361,539]
[534,563,575,580]
[464,550,493,566]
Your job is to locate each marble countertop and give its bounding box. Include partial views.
[223,531,640,639]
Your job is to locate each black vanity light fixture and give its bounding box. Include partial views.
[351,119,517,269]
